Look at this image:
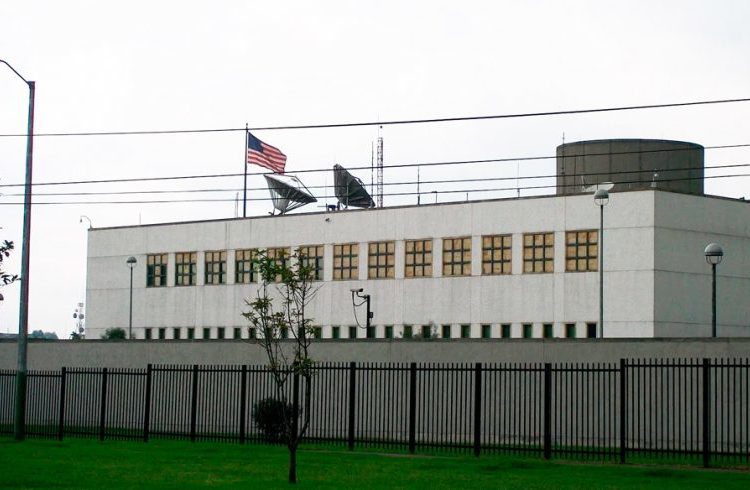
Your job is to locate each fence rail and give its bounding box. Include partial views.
[1,359,749,467]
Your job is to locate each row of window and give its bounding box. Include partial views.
[141,322,599,340]
[145,231,599,287]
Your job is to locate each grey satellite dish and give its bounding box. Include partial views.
[264,174,317,215]
[333,164,375,208]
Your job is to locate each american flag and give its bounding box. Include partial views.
[246,132,286,174]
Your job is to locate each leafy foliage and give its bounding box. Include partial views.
[101,327,127,340]
[252,397,296,443]
[0,240,18,287]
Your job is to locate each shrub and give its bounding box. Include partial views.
[101,327,127,340]
[252,398,295,443]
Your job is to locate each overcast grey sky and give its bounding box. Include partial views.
[1,1,749,338]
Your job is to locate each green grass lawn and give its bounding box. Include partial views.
[1,437,749,489]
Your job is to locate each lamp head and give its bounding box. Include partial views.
[350,288,363,294]
[704,243,724,265]
[126,256,137,268]
[594,188,609,206]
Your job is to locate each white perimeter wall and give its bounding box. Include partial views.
[86,191,663,339]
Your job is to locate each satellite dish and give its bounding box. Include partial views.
[264,174,317,215]
[333,164,375,208]
[582,181,615,193]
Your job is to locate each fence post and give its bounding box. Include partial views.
[473,362,482,457]
[239,365,247,444]
[347,362,356,451]
[57,367,66,441]
[702,358,711,468]
[543,363,551,460]
[292,370,300,440]
[143,364,152,442]
[619,359,627,464]
[99,367,108,441]
[190,364,199,443]
[409,362,417,454]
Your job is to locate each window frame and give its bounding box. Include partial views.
[204,250,227,285]
[481,324,492,339]
[460,324,471,338]
[522,323,533,339]
[481,234,512,275]
[368,241,395,279]
[333,243,359,280]
[565,323,576,338]
[405,239,433,278]
[146,253,168,287]
[501,324,511,338]
[565,230,599,272]
[298,244,324,281]
[441,324,452,339]
[235,249,257,284]
[523,232,554,274]
[174,251,197,286]
[442,237,472,277]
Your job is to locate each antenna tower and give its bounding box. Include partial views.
[376,128,384,207]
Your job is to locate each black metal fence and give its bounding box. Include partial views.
[1,359,749,467]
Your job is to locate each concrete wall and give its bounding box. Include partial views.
[3,338,750,370]
[653,192,750,337]
[85,191,659,340]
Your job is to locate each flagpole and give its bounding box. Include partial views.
[243,123,248,218]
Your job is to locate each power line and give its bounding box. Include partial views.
[1,97,749,138]
[3,163,747,198]
[1,173,747,207]
[1,143,749,189]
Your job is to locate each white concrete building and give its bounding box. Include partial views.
[84,188,750,340]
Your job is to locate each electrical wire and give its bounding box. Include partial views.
[1,143,749,189]
[1,97,749,138]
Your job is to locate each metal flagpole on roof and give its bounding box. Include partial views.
[243,123,248,218]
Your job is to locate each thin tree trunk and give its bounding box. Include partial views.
[288,446,297,484]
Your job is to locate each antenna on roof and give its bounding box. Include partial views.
[376,126,384,207]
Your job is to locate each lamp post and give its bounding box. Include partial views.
[704,243,723,338]
[127,257,137,339]
[2,59,35,442]
[594,189,609,338]
[350,288,373,331]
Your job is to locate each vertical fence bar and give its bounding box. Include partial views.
[239,365,247,444]
[473,362,482,457]
[543,363,551,460]
[409,362,417,454]
[143,364,152,442]
[702,358,711,468]
[620,359,627,463]
[99,368,108,441]
[57,367,66,441]
[190,364,199,443]
[347,362,356,451]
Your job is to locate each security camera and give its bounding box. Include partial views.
[350,288,363,293]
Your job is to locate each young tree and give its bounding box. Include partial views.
[242,250,320,484]
[0,240,18,289]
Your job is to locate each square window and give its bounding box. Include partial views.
[481,324,491,339]
[333,243,359,280]
[543,323,553,339]
[203,327,211,339]
[482,235,511,275]
[522,324,533,339]
[298,245,324,281]
[403,325,412,338]
[587,323,598,338]
[565,323,576,338]
[217,327,225,339]
[369,241,395,279]
[234,327,241,339]
[248,327,256,339]
[501,324,511,338]
[461,324,471,338]
[280,327,289,339]
[175,252,197,286]
[235,249,257,284]
[204,250,227,285]
[385,325,393,339]
[348,326,357,339]
[147,254,168,287]
[523,233,554,274]
[565,230,599,272]
[173,328,181,339]
[158,328,166,340]
[442,324,452,339]
[366,326,376,339]
[145,328,152,340]
[405,239,433,278]
[443,237,472,276]
[187,328,195,340]
[332,326,340,339]
[313,327,322,339]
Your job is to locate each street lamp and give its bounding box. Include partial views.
[704,243,724,338]
[350,288,373,332]
[2,59,35,442]
[127,256,137,339]
[594,189,609,338]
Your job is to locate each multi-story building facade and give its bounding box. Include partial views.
[85,189,750,340]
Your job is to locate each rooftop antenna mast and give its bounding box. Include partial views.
[376,126,384,207]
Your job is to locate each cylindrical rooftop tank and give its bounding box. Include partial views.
[556,139,704,195]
